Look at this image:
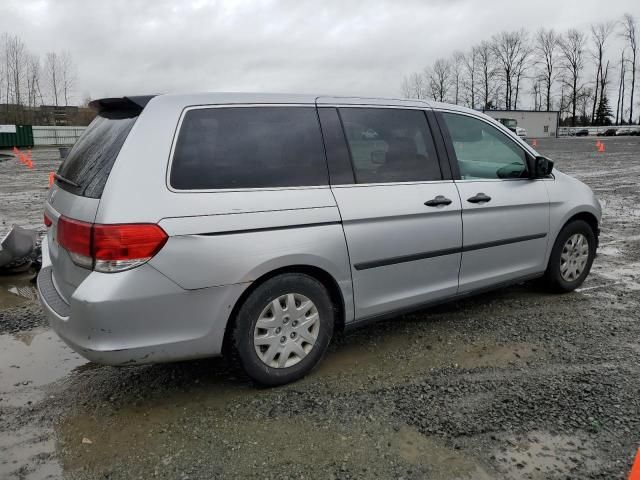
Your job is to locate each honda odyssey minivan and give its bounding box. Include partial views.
[38,93,601,385]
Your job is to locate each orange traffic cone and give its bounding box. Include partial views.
[48,172,55,187]
[629,448,640,480]
[532,139,538,147]
[597,141,605,153]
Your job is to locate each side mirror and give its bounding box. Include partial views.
[533,155,553,178]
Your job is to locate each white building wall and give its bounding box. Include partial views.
[32,126,86,146]
[483,111,559,138]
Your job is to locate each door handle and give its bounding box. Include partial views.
[467,193,492,204]
[424,195,453,207]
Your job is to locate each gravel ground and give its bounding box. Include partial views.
[0,138,639,479]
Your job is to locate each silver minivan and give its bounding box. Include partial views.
[38,93,601,385]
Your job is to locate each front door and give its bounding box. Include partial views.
[321,105,463,320]
[438,111,550,293]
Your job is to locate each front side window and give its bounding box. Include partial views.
[339,108,441,184]
[170,107,328,190]
[442,113,528,180]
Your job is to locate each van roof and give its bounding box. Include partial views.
[89,92,480,116]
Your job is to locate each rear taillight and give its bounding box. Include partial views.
[57,216,167,273]
[93,224,168,272]
[44,213,52,227]
[57,216,93,269]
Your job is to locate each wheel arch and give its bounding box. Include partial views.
[221,264,348,356]
[560,211,599,246]
[545,209,600,270]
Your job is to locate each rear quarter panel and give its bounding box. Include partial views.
[98,96,355,323]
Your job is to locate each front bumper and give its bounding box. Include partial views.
[37,263,248,365]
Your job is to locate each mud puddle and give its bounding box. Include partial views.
[0,327,86,479]
[0,426,62,480]
[0,273,38,309]
[0,328,87,406]
[57,405,495,478]
[493,431,599,479]
[312,328,539,388]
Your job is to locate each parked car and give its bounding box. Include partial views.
[515,126,528,139]
[38,93,601,386]
[575,129,589,137]
[496,118,526,139]
[604,128,617,136]
[616,127,632,136]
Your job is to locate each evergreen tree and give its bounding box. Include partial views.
[594,94,613,125]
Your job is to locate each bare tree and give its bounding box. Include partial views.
[477,40,495,109]
[531,79,543,110]
[535,28,560,111]
[621,13,637,123]
[4,34,27,107]
[427,58,452,102]
[590,22,614,123]
[44,51,61,106]
[461,47,478,109]
[60,51,76,106]
[513,40,532,109]
[451,51,464,105]
[578,86,594,124]
[0,37,5,110]
[401,72,428,99]
[491,30,529,110]
[25,54,42,107]
[559,29,587,126]
[615,50,626,125]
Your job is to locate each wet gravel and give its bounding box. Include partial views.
[1,138,639,479]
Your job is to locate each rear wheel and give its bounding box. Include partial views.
[544,220,596,292]
[230,273,334,386]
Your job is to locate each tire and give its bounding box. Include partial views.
[229,273,334,386]
[544,220,596,293]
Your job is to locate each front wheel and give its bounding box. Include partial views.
[229,273,334,386]
[544,220,596,292]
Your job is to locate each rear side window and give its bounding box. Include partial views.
[56,111,137,198]
[170,107,328,190]
[339,108,441,184]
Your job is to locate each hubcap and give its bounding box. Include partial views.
[253,293,320,368]
[560,233,589,282]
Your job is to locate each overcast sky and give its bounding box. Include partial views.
[0,0,638,102]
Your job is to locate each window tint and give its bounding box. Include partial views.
[170,107,328,190]
[56,110,138,198]
[442,113,528,180]
[339,108,441,183]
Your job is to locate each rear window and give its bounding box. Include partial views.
[56,110,137,198]
[170,107,328,190]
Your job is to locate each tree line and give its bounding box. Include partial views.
[401,13,638,127]
[1,33,78,124]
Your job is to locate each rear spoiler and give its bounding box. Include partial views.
[88,95,157,113]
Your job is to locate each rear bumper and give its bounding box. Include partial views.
[37,263,248,365]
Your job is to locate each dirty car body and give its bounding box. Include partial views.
[38,93,601,382]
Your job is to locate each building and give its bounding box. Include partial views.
[482,110,559,138]
[0,104,95,126]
